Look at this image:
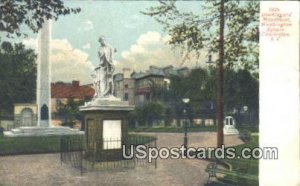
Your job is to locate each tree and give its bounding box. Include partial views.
[0,42,36,113]
[142,0,259,73]
[55,97,85,127]
[168,67,258,120]
[224,68,258,115]
[169,68,210,115]
[135,102,165,127]
[0,0,80,39]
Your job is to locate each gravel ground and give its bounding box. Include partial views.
[0,132,243,186]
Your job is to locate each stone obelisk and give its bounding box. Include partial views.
[37,19,51,127]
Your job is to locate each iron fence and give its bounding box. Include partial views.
[60,135,157,174]
[60,135,85,174]
[14,114,38,128]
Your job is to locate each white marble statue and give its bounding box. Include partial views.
[92,37,116,98]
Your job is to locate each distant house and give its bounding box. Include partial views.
[51,80,94,126]
[114,68,135,105]
[5,81,94,129]
[51,80,94,113]
[114,65,190,107]
[133,67,167,106]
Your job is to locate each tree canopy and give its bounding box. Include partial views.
[142,0,259,74]
[130,67,258,127]
[169,67,258,114]
[55,97,86,127]
[0,0,80,39]
[0,42,37,113]
[0,0,80,114]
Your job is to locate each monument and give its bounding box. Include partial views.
[223,116,239,135]
[79,37,134,154]
[37,18,51,127]
[4,19,83,137]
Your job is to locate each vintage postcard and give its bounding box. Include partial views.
[0,1,299,185]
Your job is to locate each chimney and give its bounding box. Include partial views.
[123,68,132,79]
[72,80,80,87]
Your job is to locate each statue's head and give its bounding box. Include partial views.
[98,36,106,46]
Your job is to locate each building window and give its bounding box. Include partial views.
[145,93,150,101]
[124,93,128,101]
[125,84,128,89]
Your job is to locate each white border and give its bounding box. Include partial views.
[260,1,300,185]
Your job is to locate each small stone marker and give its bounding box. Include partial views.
[223,116,239,135]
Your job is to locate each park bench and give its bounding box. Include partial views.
[205,161,258,185]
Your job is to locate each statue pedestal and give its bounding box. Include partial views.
[80,96,134,111]
[79,96,134,161]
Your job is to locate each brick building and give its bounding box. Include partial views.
[114,66,190,107]
[51,80,94,126]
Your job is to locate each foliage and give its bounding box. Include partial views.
[149,81,174,102]
[224,68,258,113]
[135,102,165,127]
[0,42,36,113]
[169,67,258,117]
[0,0,80,39]
[55,98,86,127]
[142,0,259,73]
[222,136,259,185]
[170,68,211,115]
[207,136,259,185]
[237,124,259,142]
[164,107,173,126]
[131,67,258,127]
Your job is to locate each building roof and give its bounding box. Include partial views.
[133,72,165,80]
[114,73,123,82]
[116,65,190,81]
[51,81,94,99]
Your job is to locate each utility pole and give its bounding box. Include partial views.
[217,0,225,147]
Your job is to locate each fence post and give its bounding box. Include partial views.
[134,136,137,168]
[60,136,63,165]
[154,136,157,169]
[93,141,96,168]
[80,150,83,176]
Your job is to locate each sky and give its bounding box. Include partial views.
[19,1,208,84]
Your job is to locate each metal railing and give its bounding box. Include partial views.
[60,135,157,174]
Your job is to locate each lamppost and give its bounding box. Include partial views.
[182,98,190,155]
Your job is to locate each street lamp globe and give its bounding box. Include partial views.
[182,98,190,104]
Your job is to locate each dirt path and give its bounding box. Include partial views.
[0,132,243,186]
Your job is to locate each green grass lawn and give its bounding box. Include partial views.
[0,134,84,155]
[129,125,217,133]
[212,136,259,186]
[125,134,157,144]
[0,134,156,156]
